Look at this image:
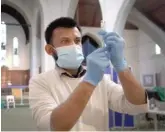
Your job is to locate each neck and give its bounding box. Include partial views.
[65,69,79,76]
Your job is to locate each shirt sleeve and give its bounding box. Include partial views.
[104,75,148,115]
[29,76,57,131]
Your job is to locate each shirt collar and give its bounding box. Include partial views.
[56,65,86,78]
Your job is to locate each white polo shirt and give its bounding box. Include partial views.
[29,67,147,131]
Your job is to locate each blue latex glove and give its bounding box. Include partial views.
[99,30,127,72]
[83,47,110,86]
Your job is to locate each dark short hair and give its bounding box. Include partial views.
[45,17,81,44]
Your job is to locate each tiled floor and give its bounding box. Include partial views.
[1,107,37,131]
[1,107,165,131]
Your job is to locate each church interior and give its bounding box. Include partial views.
[1,0,165,131]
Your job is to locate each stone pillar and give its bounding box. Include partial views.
[30,9,39,77]
[99,0,135,36]
[99,0,137,129]
[39,0,78,72]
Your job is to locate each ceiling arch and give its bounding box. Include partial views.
[74,0,138,29]
[134,0,165,32]
[74,0,102,27]
[1,4,30,44]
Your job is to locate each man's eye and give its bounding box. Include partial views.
[62,40,69,43]
[75,39,81,44]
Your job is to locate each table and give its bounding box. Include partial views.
[1,85,28,105]
[147,98,165,130]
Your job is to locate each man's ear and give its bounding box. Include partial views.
[45,44,55,55]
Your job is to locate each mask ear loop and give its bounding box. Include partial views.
[51,45,58,61]
[52,53,58,61]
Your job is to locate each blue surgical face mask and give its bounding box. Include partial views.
[55,45,84,69]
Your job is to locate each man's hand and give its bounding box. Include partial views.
[83,47,110,86]
[99,31,127,72]
[50,47,111,130]
[99,30,146,105]
[47,46,111,131]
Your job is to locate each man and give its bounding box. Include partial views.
[29,17,148,131]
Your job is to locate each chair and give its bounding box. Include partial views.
[6,95,15,109]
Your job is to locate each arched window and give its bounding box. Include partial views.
[0,21,7,66]
[155,44,161,55]
[13,37,19,67]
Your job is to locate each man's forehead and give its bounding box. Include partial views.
[53,27,81,37]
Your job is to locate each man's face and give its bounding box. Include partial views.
[52,27,82,48]
[45,27,84,69]
[45,27,82,58]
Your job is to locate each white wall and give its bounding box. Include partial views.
[1,13,30,70]
[123,29,165,87]
[123,30,140,81]
[138,30,165,87]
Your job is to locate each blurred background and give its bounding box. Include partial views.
[1,0,165,131]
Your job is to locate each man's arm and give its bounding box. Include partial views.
[51,47,111,130]
[29,77,95,131]
[50,82,95,131]
[105,75,147,115]
[99,31,148,114]
[30,47,110,131]
[118,68,146,105]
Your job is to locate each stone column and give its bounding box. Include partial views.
[39,0,78,72]
[30,10,39,77]
[99,0,135,35]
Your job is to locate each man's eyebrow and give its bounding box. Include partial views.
[60,36,70,39]
[75,37,81,39]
